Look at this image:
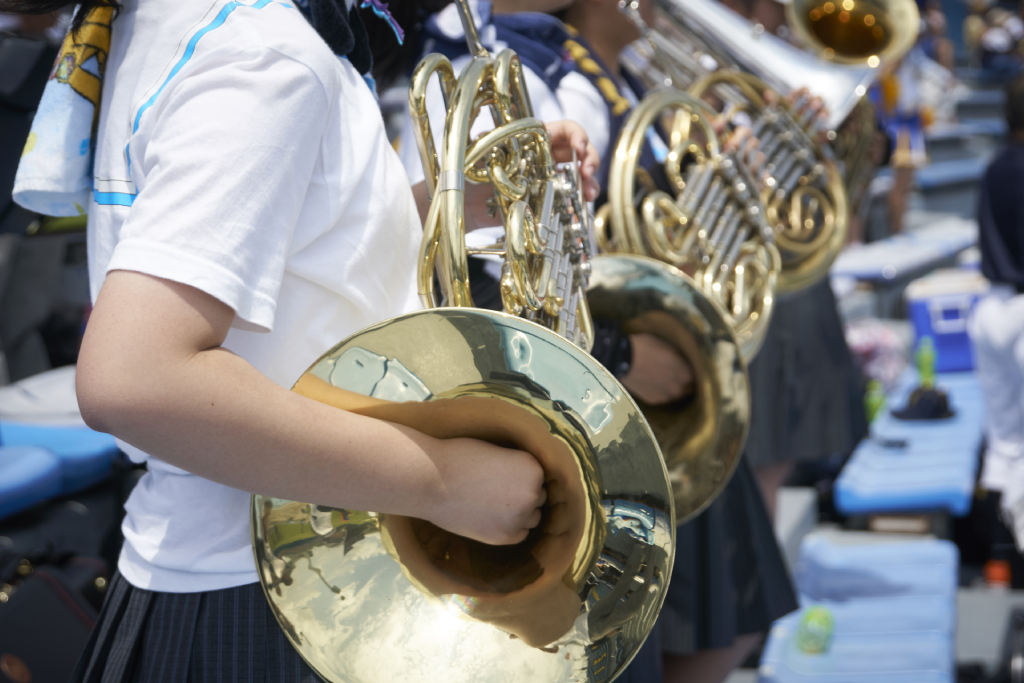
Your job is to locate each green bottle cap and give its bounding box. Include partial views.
[795,605,834,654]
[865,379,886,422]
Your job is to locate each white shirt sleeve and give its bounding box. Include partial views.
[556,71,610,165]
[107,49,330,333]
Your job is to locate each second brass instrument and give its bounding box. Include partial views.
[589,89,761,523]
[621,0,849,294]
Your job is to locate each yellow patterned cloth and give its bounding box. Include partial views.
[13,7,113,217]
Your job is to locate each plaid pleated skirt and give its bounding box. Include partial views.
[70,574,325,683]
[73,573,665,683]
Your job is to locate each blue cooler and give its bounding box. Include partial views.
[905,270,989,372]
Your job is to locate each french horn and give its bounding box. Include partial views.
[251,2,673,682]
[587,90,760,524]
[619,0,850,294]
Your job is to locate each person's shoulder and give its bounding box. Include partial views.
[989,144,1024,173]
[981,145,1024,192]
[171,0,342,95]
[557,70,603,100]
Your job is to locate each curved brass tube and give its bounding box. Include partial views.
[253,3,672,682]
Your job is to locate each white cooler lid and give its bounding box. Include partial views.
[904,269,990,301]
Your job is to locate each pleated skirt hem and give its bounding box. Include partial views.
[70,573,324,683]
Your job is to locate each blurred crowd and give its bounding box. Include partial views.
[964,0,1024,75]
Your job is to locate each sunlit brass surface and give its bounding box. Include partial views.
[253,3,672,682]
[601,87,779,361]
[591,87,763,520]
[686,72,848,295]
[252,309,674,683]
[587,256,749,523]
[619,0,849,297]
[409,6,595,350]
[786,0,920,66]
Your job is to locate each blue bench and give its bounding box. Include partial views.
[830,219,977,283]
[926,119,1007,141]
[834,371,982,517]
[915,158,989,192]
[0,446,62,520]
[759,537,958,683]
[0,422,120,495]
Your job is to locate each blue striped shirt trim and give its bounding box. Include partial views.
[96,0,290,207]
[94,190,137,207]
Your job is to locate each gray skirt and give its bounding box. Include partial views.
[658,457,799,655]
[70,574,324,683]
[744,278,868,468]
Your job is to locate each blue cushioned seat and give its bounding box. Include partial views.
[835,370,983,516]
[0,446,61,520]
[0,422,119,494]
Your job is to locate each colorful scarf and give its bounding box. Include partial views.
[14,0,400,218]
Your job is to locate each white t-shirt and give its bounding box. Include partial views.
[91,0,422,592]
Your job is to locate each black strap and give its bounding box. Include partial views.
[304,0,373,74]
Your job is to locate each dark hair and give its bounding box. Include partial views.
[0,0,121,35]
[4,0,439,89]
[360,0,451,91]
[1007,74,1024,134]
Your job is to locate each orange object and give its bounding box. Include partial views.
[921,106,935,128]
[985,559,1012,587]
[880,73,900,114]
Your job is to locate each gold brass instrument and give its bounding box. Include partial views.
[600,88,780,358]
[585,0,838,523]
[587,89,759,524]
[621,0,849,295]
[786,0,920,66]
[649,0,918,129]
[637,0,919,246]
[251,2,673,682]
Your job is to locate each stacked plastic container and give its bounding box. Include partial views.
[759,536,959,682]
[834,369,982,517]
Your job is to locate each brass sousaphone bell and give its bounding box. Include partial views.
[785,0,920,66]
[251,3,673,682]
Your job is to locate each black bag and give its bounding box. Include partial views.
[0,553,107,683]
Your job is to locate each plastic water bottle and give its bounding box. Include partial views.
[864,379,886,422]
[794,605,834,654]
[916,336,936,389]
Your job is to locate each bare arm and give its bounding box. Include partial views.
[77,270,545,545]
[621,333,695,405]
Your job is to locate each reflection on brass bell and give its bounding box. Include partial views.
[0,653,32,683]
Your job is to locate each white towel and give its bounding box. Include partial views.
[12,7,113,218]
